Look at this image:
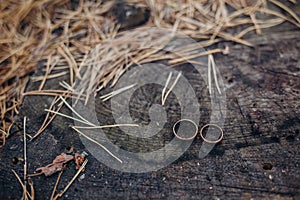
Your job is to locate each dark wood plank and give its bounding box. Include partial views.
[0,15,300,200]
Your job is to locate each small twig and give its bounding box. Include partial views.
[53,159,88,200]
[72,127,122,163]
[23,117,28,200]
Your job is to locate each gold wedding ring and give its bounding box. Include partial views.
[173,119,198,140]
[199,123,223,144]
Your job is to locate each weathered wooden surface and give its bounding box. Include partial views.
[1,13,300,200]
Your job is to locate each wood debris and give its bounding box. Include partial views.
[34,153,74,177]
[74,152,88,170]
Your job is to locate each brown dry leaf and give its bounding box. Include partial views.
[35,153,74,177]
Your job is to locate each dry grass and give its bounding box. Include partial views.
[0,0,117,137]
[0,0,300,141]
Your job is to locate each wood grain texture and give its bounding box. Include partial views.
[1,16,300,200]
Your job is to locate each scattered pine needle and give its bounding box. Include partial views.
[161,72,172,106]
[28,178,35,200]
[32,72,69,82]
[1,2,299,199]
[43,95,132,163]
[58,96,95,126]
[72,127,122,163]
[11,117,34,200]
[162,71,182,106]
[208,54,221,95]
[12,170,33,200]
[45,109,94,127]
[52,159,88,200]
[72,124,139,129]
[31,95,65,140]
[100,84,136,102]
[50,167,65,200]
[0,129,6,148]
[1,0,300,136]
[23,117,28,200]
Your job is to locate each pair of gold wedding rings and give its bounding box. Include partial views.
[173,119,223,143]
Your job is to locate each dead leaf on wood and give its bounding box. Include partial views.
[35,153,74,177]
